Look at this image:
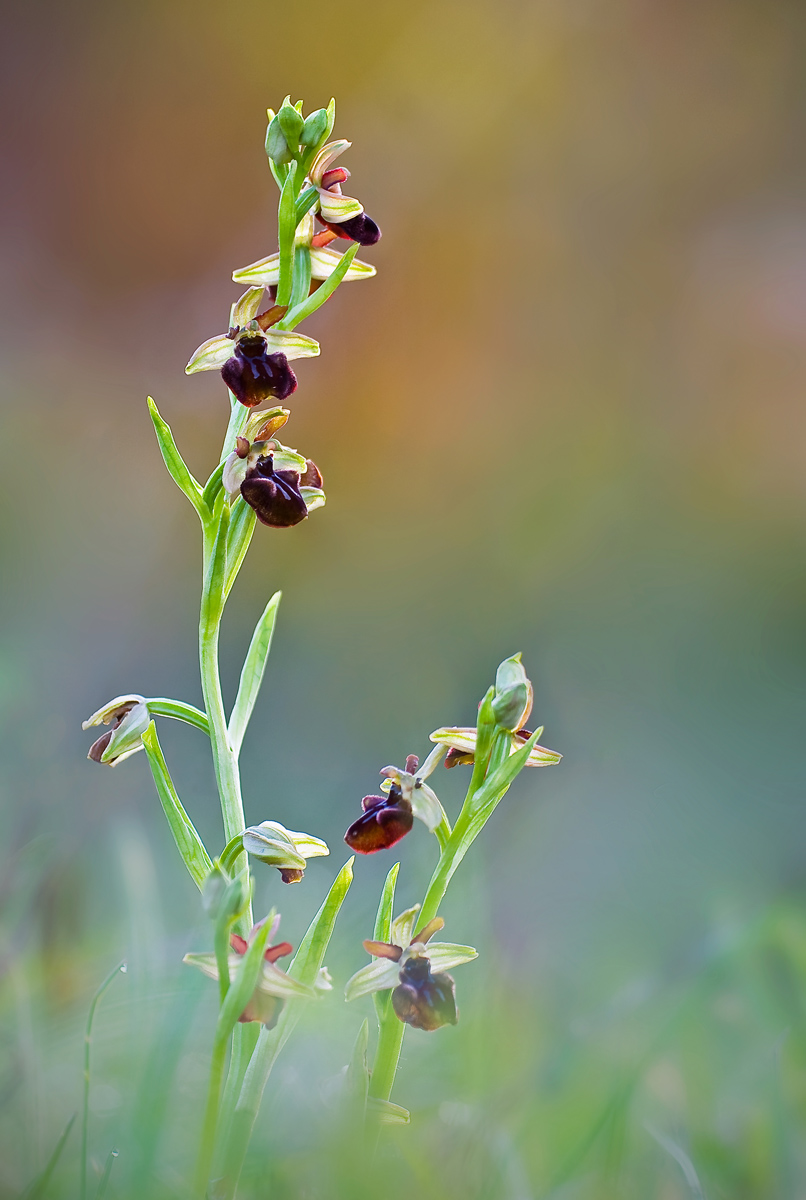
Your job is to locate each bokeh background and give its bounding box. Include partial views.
[2,0,806,1196]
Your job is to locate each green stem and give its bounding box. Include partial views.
[194,1033,228,1198]
[367,1013,405,1103]
[81,962,125,1200]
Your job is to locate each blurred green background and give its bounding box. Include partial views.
[2,0,806,1195]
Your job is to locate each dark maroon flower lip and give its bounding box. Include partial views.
[322,212,381,246]
[344,782,413,854]
[240,453,309,528]
[392,957,458,1031]
[221,335,298,408]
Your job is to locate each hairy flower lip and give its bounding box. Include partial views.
[240,453,311,528]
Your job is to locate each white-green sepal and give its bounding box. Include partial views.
[232,253,281,287]
[309,246,376,280]
[300,486,326,513]
[410,781,446,832]
[318,191,363,223]
[391,905,421,947]
[310,138,351,186]
[229,287,265,329]
[262,329,320,360]
[344,958,400,1002]
[418,943,478,972]
[185,334,233,374]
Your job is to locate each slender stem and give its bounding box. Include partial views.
[367,1013,405,1104]
[194,1033,228,1197]
[81,962,125,1200]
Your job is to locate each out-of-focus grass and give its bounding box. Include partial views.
[4,830,806,1199]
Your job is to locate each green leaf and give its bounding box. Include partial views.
[201,496,230,631]
[368,1097,410,1126]
[224,497,257,600]
[373,862,400,943]
[275,162,298,308]
[372,861,400,1022]
[228,591,282,756]
[202,462,226,513]
[146,698,210,736]
[22,1114,75,1200]
[216,917,272,1041]
[142,722,213,890]
[289,246,312,311]
[147,397,206,520]
[295,185,319,226]
[288,857,354,988]
[279,243,360,331]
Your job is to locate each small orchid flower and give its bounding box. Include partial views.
[232,213,377,291]
[345,907,477,1031]
[343,746,447,854]
[83,695,150,766]
[431,656,562,768]
[184,914,325,1027]
[222,424,325,529]
[185,287,320,408]
[241,820,329,884]
[309,140,381,246]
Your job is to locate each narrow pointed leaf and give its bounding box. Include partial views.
[142,722,213,890]
[279,243,359,331]
[224,497,257,600]
[374,862,400,944]
[228,591,281,754]
[201,497,230,630]
[368,1098,410,1126]
[147,397,206,520]
[216,919,272,1040]
[276,162,297,307]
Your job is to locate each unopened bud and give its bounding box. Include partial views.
[277,100,304,151]
[491,653,533,732]
[300,107,328,147]
[265,116,293,165]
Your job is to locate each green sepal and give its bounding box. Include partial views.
[21,1113,75,1200]
[468,727,545,824]
[146,698,210,736]
[228,591,282,756]
[224,497,257,600]
[216,916,272,1041]
[147,397,206,521]
[300,108,328,146]
[202,462,226,513]
[142,722,213,891]
[277,99,304,151]
[289,246,312,310]
[201,495,230,630]
[275,162,298,308]
[265,115,292,165]
[372,861,399,1021]
[279,243,359,330]
[467,687,496,804]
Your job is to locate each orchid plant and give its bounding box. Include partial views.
[82,96,561,1199]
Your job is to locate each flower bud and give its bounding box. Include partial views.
[300,107,328,147]
[265,115,293,165]
[491,653,533,732]
[221,334,297,408]
[391,955,458,1031]
[83,695,150,766]
[277,99,304,151]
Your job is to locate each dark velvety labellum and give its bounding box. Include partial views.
[328,213,381,246]
[88,730,113,762]
[278,867,304,884]
[240,455,308,528]
[221,336,298,408]
[299,458,323,489]
[344,800,413,853]
[392,958,457,1031]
